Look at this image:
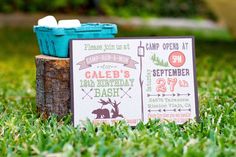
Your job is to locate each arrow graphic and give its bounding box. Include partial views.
[177,93,191,96]
[162,93,175,97]
[149,108,191,112]
[147,94,161,97]
[120,87,132,98]
[163,109,177,112]
[82,88,93,99]
[178,108,191,112]
[148,109,162,112]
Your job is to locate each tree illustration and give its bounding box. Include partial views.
[95,98,124,119]
[110,100,123,118]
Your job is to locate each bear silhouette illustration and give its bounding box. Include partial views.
[92,108,110,119]
[96,98,124,119]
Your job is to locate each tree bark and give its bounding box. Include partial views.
[35,55,70,118]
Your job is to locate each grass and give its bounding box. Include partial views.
[0,26,235,156]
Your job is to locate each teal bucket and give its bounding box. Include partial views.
[33,23,118,58]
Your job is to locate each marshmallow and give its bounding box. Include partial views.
[58,19,81,28]
[38,15,57,27]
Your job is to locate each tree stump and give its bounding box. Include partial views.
[35,55,70,118]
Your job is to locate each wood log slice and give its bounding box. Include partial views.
[35,55,70,118]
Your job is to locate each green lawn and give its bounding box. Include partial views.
[0,27,235,156]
